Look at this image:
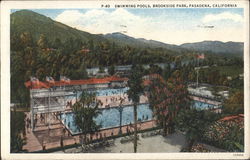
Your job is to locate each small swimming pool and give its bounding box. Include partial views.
[60,103,152,135]
[192,100,221,110]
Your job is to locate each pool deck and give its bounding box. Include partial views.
[23,111,156,152]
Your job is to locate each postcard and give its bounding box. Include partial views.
[1,0,249,159]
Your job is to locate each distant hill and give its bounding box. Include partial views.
[104,32,184,52]
[11,10,243,56]
[11,10,107,44]
[180,41,243,55]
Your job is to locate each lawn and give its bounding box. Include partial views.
[213,65,243,78]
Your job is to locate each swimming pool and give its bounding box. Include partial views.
[60,103,153,135]
[60,96,220,135]
[192,100,221,110]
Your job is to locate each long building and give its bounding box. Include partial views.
[25,76,128,130]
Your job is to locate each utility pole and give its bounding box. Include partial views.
[196,68,199,88]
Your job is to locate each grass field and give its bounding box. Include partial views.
[201,65,243,78]
[213,65,243,77]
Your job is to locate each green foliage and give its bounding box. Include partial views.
[98,66,105,73]
[175,109,219,151]
[127,65,144,103]
[73,91,101,134]
[108,65,115,75]
[148,64,162,75]
[162,64,172,80]
[187,64,243,87]
[222,90,244,114]
[72,91,101,148]
[202,118,244,152]
[11,111,26,152]
[11,10,106,45]
[37,34,48,49]
[148,71,191,136]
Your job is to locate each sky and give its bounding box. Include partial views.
[12,8,244,45]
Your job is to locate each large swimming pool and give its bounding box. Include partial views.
[61,87,220,135]
[60,100,220,135]
[60,103,153,135]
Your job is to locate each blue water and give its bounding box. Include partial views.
[89,87,129,97]
[60,104,152,135]
[193,100,220,110]
[66,88,129,100]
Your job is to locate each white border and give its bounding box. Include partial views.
[1,1,249,160]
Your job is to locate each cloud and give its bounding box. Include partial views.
[55,9,143,34]
[54,9,244,45]
[202,12,243,23]
[55,10,84,25]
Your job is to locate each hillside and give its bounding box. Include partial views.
[104,32,184,52]
[180,41,243,55]
[10,10,107,44]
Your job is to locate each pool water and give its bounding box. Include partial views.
[60,103,152,135]
[193,101,220,110]
[66,87,129,100]
[89,87,129,97]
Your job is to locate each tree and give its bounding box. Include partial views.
[148,64,162,75]
[98,66,105,73]
[127,64,144,153]
[223,90,244,114]
[175,109,219,151]
[72,91,101,151]
[162,64,171,80]
[52,38,62,49]
[11,110,26,152]
[20,32,34,48]
[37,34,48,49]
[148,71,190,136]
[108,65,115,76]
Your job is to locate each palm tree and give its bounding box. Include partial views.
[127,64,144,153]
[72,91,101,151]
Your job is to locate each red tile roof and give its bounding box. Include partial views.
[25,76,128,89]
[219,114,244,122]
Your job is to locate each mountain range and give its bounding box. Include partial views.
[11,10,244,56]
